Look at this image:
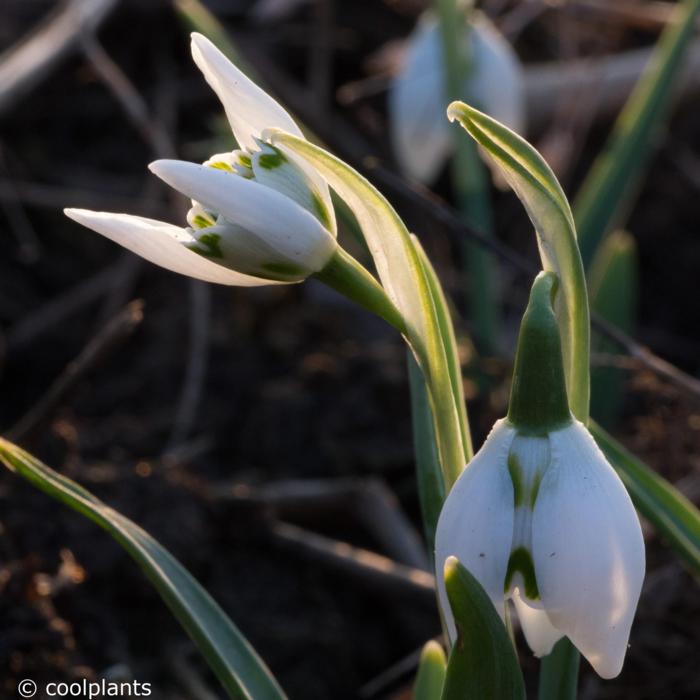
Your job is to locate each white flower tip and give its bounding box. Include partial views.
[190,31,213,55]
[148,159,202,193]
[590,653,625,680]
[148,158,178,177]
[63,207,104,226]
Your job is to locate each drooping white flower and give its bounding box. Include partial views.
[65,33,336,285]
[435,273,645,679]
[388,11,524,184]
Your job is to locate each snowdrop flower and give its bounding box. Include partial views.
[435,272,645,679]
[389,11,524,184]
[65,33,336,285]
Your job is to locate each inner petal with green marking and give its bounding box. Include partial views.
[505,433,550,602]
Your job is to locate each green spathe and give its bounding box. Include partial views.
[507,272,571,434]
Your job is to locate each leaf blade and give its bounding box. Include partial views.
[268,129,466,488]
[0,438,287,700]
[414,640,447,700]
[447,102,590,423]
[440,557,525,700]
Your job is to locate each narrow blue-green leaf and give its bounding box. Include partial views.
[591,422,700,572]
[537,639,580,700]
[414,640,447,700]
[408,351,446,555]
[411,234,472,460]
[574,0,700,266]
[440,557,525,700]
[448,101,589,423]
[268,129,465,489]
[589,231,638,426]
[0,438,287,700]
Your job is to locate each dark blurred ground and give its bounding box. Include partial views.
[1,1,699,699]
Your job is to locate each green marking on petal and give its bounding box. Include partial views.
[192,214,216,229]
[530,470,543,508]
[259,261,306,280]
[188,232,224,259]
[237,153,252,168]
[257,146,288,170]
[311,191,333,231]
[508,453,525,508]
[208,161,234,173]
[505,547,540,600]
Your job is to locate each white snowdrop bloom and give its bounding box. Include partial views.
[66,33,336,285]
[389,11,525,184]
[435,273,645,679]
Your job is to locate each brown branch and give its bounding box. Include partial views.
[269,521,436,605]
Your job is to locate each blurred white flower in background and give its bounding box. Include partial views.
[389,11,525,184]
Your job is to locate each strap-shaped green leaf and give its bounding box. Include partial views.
[447,102,590,423]
[0,438,287,700]
[591,422,700,572]
[267,129,465,489]
[414,640,447,700]
[440,557,525,700]
[408,351,446,555]
[411,234,472,461]
[574,0,700,266]
[589,231,638,426]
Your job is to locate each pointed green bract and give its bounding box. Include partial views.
[414,640,447,700]
[507,272,571,433]
[441,557,525,700]
[268,129,466,489]
[447,102,590,423]
[0,438,286,700]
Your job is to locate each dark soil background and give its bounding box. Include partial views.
[1,1,699,698]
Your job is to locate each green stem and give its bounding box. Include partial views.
[314,247,407,335]
[538,639,580,700]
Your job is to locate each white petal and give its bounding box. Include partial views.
[435,419,516,642]
[512,591,563,657]
[388,15,453,184]
[532,421,645,679]
[190,32,302,151]
[251,141,335,234]
[468,13,525,136]
[251,141,338,238]
[388,12,524,185]
[149,160,337,273]
[63,209,271,286]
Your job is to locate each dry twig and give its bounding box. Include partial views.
[0,0,118,115]
[8,300,144,442]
